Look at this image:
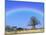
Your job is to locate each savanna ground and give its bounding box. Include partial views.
[5,29,44,35]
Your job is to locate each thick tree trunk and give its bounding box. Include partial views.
[31,26,36,30]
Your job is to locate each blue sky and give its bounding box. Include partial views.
[6,1,44,29]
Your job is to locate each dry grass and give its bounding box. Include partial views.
[5,29,44,35]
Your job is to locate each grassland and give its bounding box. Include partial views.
[5,29,44,35]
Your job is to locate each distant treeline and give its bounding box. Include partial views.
[5,16,43,32]
[5,26,24,32]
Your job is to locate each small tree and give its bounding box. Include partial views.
[12,26,17,31]
[28,16,40,30]
[5,25,11,32]
[16,28,23,31]
[5,25,17,32]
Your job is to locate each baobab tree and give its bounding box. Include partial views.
[28,16,40,30]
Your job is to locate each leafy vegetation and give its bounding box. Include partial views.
[28,16,40,29]
[5,16,41,32]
